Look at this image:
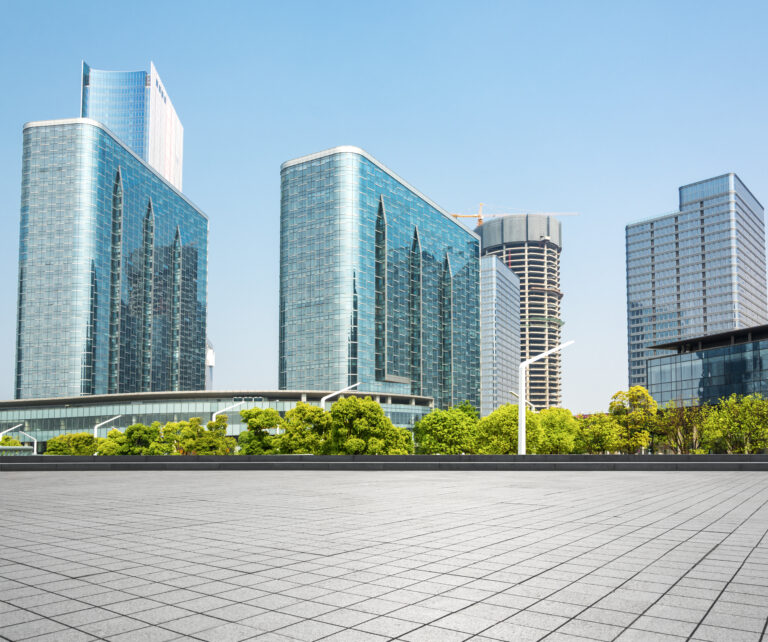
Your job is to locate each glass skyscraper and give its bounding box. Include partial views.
[476,215,564,409]
[81,61,184,190]
[626,174,767,389]
[479,255,520,416]
[279,146,480,408]
[15,119,207,400]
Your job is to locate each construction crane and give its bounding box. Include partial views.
[450,203,579,227]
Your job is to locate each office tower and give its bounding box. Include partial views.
[15,118,207,400]
[476,215,563,410]
[626,174,767,389]
[479,255,520,416]
[81,61,183,189]
[279,146,480,409]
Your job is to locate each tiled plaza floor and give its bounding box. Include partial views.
[1,471,768,642]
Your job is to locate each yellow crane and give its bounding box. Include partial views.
[450,203,579,227]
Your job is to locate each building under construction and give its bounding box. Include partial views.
[476,215,563,409]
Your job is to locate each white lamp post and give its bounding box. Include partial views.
[509,390,536,410]
[93,415,122,440]
[1,424,36,455]
[320,382,360,410]
[212,401,245,423]
[518,340,574,455]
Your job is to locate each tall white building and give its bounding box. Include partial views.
[81,61,184,190]
[479,255,520,416]
[477,215,564,410]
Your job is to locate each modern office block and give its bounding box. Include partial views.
[15,118,207,400]
[476,215,563,409]
[626,174,767,388]
[279,146,480,409]
[648,324,768,406]
[81,61,183,189]
[479,255,520,416]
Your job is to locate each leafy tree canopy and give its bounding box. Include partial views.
[575,414,622,454]
[476,404,540,454]
[238,408,280,455]
[277,403,330,454]
[45,432,99,456]
[701,394,768,454]
[326,396,413,455]
[0,435,22,447]
[537,408,578,454]
[415,405,478,454]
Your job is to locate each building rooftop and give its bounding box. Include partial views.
[280,145,478,238]
[650,323,768,354]
[0,390,434,409]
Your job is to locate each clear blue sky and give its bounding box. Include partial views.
[1,0,767,412]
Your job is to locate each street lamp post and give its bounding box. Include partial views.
[320,382,360,410]
[508,391,536,410]
[0,424,36,455]
[93,415,122,440]
[212,401,245,423]
[518,340,575,455]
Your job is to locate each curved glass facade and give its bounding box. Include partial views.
[15,119,207,399]
[279,148,480,408]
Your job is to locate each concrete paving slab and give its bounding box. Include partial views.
[1,470,768,641]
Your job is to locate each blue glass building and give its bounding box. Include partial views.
[626,174,767,388]
[15,118,207,399]
[648,325,768,406]
[279,146,480,408]
[81,61,184,190]
[480,255,520,416]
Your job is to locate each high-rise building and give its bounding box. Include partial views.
[279,146,480,408]
[626,174,767,389]
[81,61,184,190]
[476,215,563,409]
[15,118,207,400]
[479,255,520,416]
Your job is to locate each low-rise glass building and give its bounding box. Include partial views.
[0,390,433,447]
[280,146,480,409]
[647,324,768,406]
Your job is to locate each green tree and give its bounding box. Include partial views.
[120,422,163,455]
[326,396,413,455]
[701,394,768,454]
[238,408,280,455]
[0,435,22,447]
[415,405,478,454]
[656,401,706,454]
[537,408,578,454]
[155,417,236,455]
[97,428,125,455]
[609,386,655,453]
[277,403,330,454]
[44,432,99,456]
[574,414,623,454]
[476,404,540,454]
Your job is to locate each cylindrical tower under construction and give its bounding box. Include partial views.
[476,215,563,409]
